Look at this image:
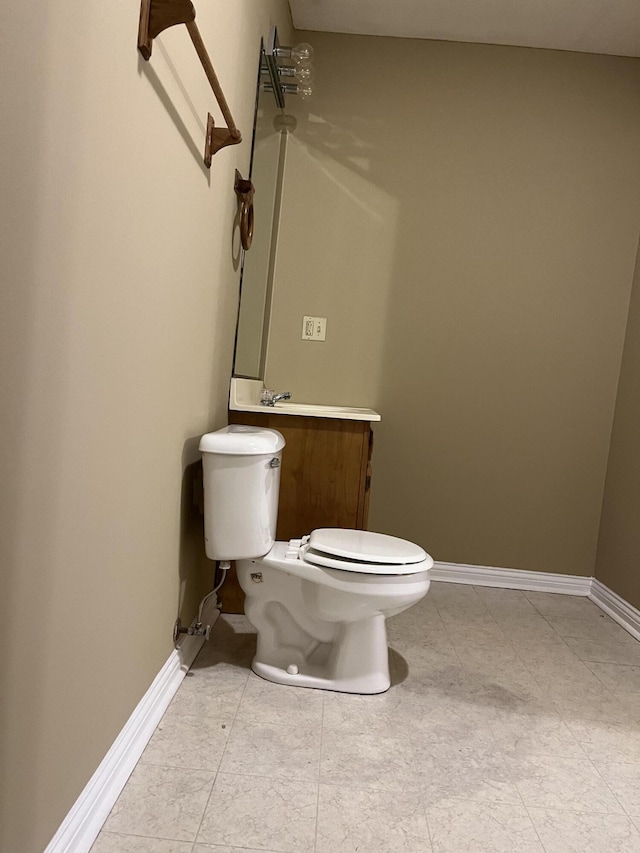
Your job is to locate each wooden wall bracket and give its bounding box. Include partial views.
[138,0,242,166]
[204,114,242,167]
[234,170,255,250]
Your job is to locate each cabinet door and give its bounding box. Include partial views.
[277,416,369,539]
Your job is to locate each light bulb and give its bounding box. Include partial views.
[292,42,314,63]
[294,64,314,84]
[298,84,314,100]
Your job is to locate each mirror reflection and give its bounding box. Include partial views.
[233,46,287,380]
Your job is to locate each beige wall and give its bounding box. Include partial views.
[595,239,640,610]
[266,33,640,576]
[0,2,292,850]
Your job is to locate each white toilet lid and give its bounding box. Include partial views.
[310,529,427,563]
[300,529,432,576]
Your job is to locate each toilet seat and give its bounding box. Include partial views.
[294,528,432,576]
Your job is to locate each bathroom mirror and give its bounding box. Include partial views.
[232,43,287,380]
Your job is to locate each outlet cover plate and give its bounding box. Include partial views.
[302,316,327,341]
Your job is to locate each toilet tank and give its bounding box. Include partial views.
[199,425,285,561]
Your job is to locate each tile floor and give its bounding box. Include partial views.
[91,583,640,852]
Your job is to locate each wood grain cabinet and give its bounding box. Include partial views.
[219,410,374,612]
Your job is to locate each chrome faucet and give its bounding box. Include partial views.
[260,389,292,406]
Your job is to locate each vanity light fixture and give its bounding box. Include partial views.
[261,27,315,109]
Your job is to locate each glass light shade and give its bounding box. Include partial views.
[298,84,314,100]
[294,64,314,84]
[292,42,314,63]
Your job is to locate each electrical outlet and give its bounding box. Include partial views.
[302,316,327,341]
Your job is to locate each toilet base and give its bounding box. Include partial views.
[251,658,391,694]
[250,612,392,695]
[237,547,430,695]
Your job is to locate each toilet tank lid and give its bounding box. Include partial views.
[309,528,428,564]
[199,425,285,455]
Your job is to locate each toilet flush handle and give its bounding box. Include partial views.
[269,458,280,468]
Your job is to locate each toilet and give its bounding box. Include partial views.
[199,424,433,694]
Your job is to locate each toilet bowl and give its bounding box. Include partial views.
[199,425,433,694]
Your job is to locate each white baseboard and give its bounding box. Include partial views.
[431,561,592,596]
[590,579,640,642]
[44,602,219,853]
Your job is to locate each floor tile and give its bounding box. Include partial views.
[320,728,420,792]
[389,641,461,675]
[585,661,640,693]
[411,743,523,805]
[514,641,583,670]
[614,692,640,723]
[194,847,281,852]
[594,761,640,816]
[503,618,568,644]
[472,590,541,627]
[527,807,640,852]
[388,615,458,660]
[488,707,586,758]
[545,614,632,642]
[196,772,317,852]
[316,785,431,852]
[566,718,640,763]
[102,764,214,841]
[440,617,507,647]
[523,593,600,619]
[450,662,544,709]
[323,685,416,737]
[513,754,625,813]
[545,681,636,724]
[473,586,537,607]
[402,664,539,742]
[139,707,230,772]
[425,798,544,852]
[236,672,324,728]
[220,719,320,781]
[451,641,523,673]
[90,833,193,852]
[563,635,640,666]
[168,665,248,718]
[430,580,485,603]
[407,696,496,750]
[398,595,441,621]
[431,585,489,617]
[522,655,603,689]
[395,658,483,696]
[387,606,447,637]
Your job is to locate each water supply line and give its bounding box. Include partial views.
[173,560,230,644]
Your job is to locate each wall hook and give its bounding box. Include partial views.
[138,0,242,166]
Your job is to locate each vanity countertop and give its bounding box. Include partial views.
[229,378,381,422]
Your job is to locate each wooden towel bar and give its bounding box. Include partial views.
[137,0,242,166]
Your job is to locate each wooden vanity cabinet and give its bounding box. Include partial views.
[219,411,374,612]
